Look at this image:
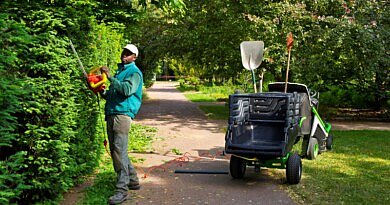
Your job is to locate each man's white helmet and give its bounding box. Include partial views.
[124,44,139,57]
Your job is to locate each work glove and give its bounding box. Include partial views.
[100,66,110,78]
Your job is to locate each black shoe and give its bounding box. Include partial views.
[128,182,141,190]
[108,192,127,204]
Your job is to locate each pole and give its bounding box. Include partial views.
[251,69,257,93]
[248,56,257,93]
[285,32,294,93]
[284,50,291,93]
[259,72,264,93]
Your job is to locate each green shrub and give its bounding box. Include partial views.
[0,4,124,203]
[320,85,377,109]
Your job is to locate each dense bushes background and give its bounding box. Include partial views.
[0,1,125,203]
[1,0,184,203]
[135,0,389,110]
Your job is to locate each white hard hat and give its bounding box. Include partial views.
[123,44,139,57]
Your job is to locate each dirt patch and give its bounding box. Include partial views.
[60,177,94,205]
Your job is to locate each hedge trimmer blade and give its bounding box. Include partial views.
[69,39,88,78]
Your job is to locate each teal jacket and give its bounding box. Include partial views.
[102,62,143,119]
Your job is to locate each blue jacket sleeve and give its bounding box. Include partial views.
[108,73,141,97]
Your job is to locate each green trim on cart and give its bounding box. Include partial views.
[312,107,332,133]
[299,116,307,127]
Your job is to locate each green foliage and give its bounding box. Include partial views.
[0,1,127,203]
[0,151,30,204]
[320,85,376,109]
[0,14,34,203]
[136,0,388,110]
[171,148,182,155]
[177,77,201,91]
[181,83,239,102]
[1,0,185,202]
[128,123,157,153]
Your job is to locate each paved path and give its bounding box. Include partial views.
[331,121,389,131]
[128,82,296,205]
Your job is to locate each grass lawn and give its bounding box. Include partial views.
[79,124,156,204]
[181,85,236,102]
[281,130,390,205]
[198,105,229,120]
[184,92,228,102]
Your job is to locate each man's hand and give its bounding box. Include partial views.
[101,66,111,78]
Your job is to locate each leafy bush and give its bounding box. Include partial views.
[0,3,125,203]
[178,77,201,91]
[0,14,33,203]
[320,85,376,109]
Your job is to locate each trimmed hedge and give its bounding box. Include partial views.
[0,2,125,203]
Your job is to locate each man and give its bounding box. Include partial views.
[100,44,143,204]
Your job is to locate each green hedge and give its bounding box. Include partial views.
[0,2,125,203]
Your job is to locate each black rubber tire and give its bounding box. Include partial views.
[307,137,319,160]
[230,155,246,179]
[286,153,302,184]
[326,134,333,150]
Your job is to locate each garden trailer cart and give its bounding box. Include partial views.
[224,41,333,184]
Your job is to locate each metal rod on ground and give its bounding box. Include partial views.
[174,170,229,175]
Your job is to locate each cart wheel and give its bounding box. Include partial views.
[326,134,333,150]
[286,153,302,184]
[307,137,319,160]
[230,155,246,179]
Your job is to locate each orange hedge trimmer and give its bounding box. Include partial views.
[69,39,107,93]
[69,39,110,156]
[87,67,107,93]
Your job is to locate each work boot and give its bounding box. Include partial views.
[128,181,141,190]
[108,192,127,204]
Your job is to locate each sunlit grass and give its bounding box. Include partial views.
[198,105,228,120]
[282,130,390,205]
[181,85,236,102]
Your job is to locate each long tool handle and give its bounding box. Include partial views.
[251,69,257,93]
[248,56,257,93]
[284,50,291,93]
[285,32,294,93]
[69,39,88,78]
